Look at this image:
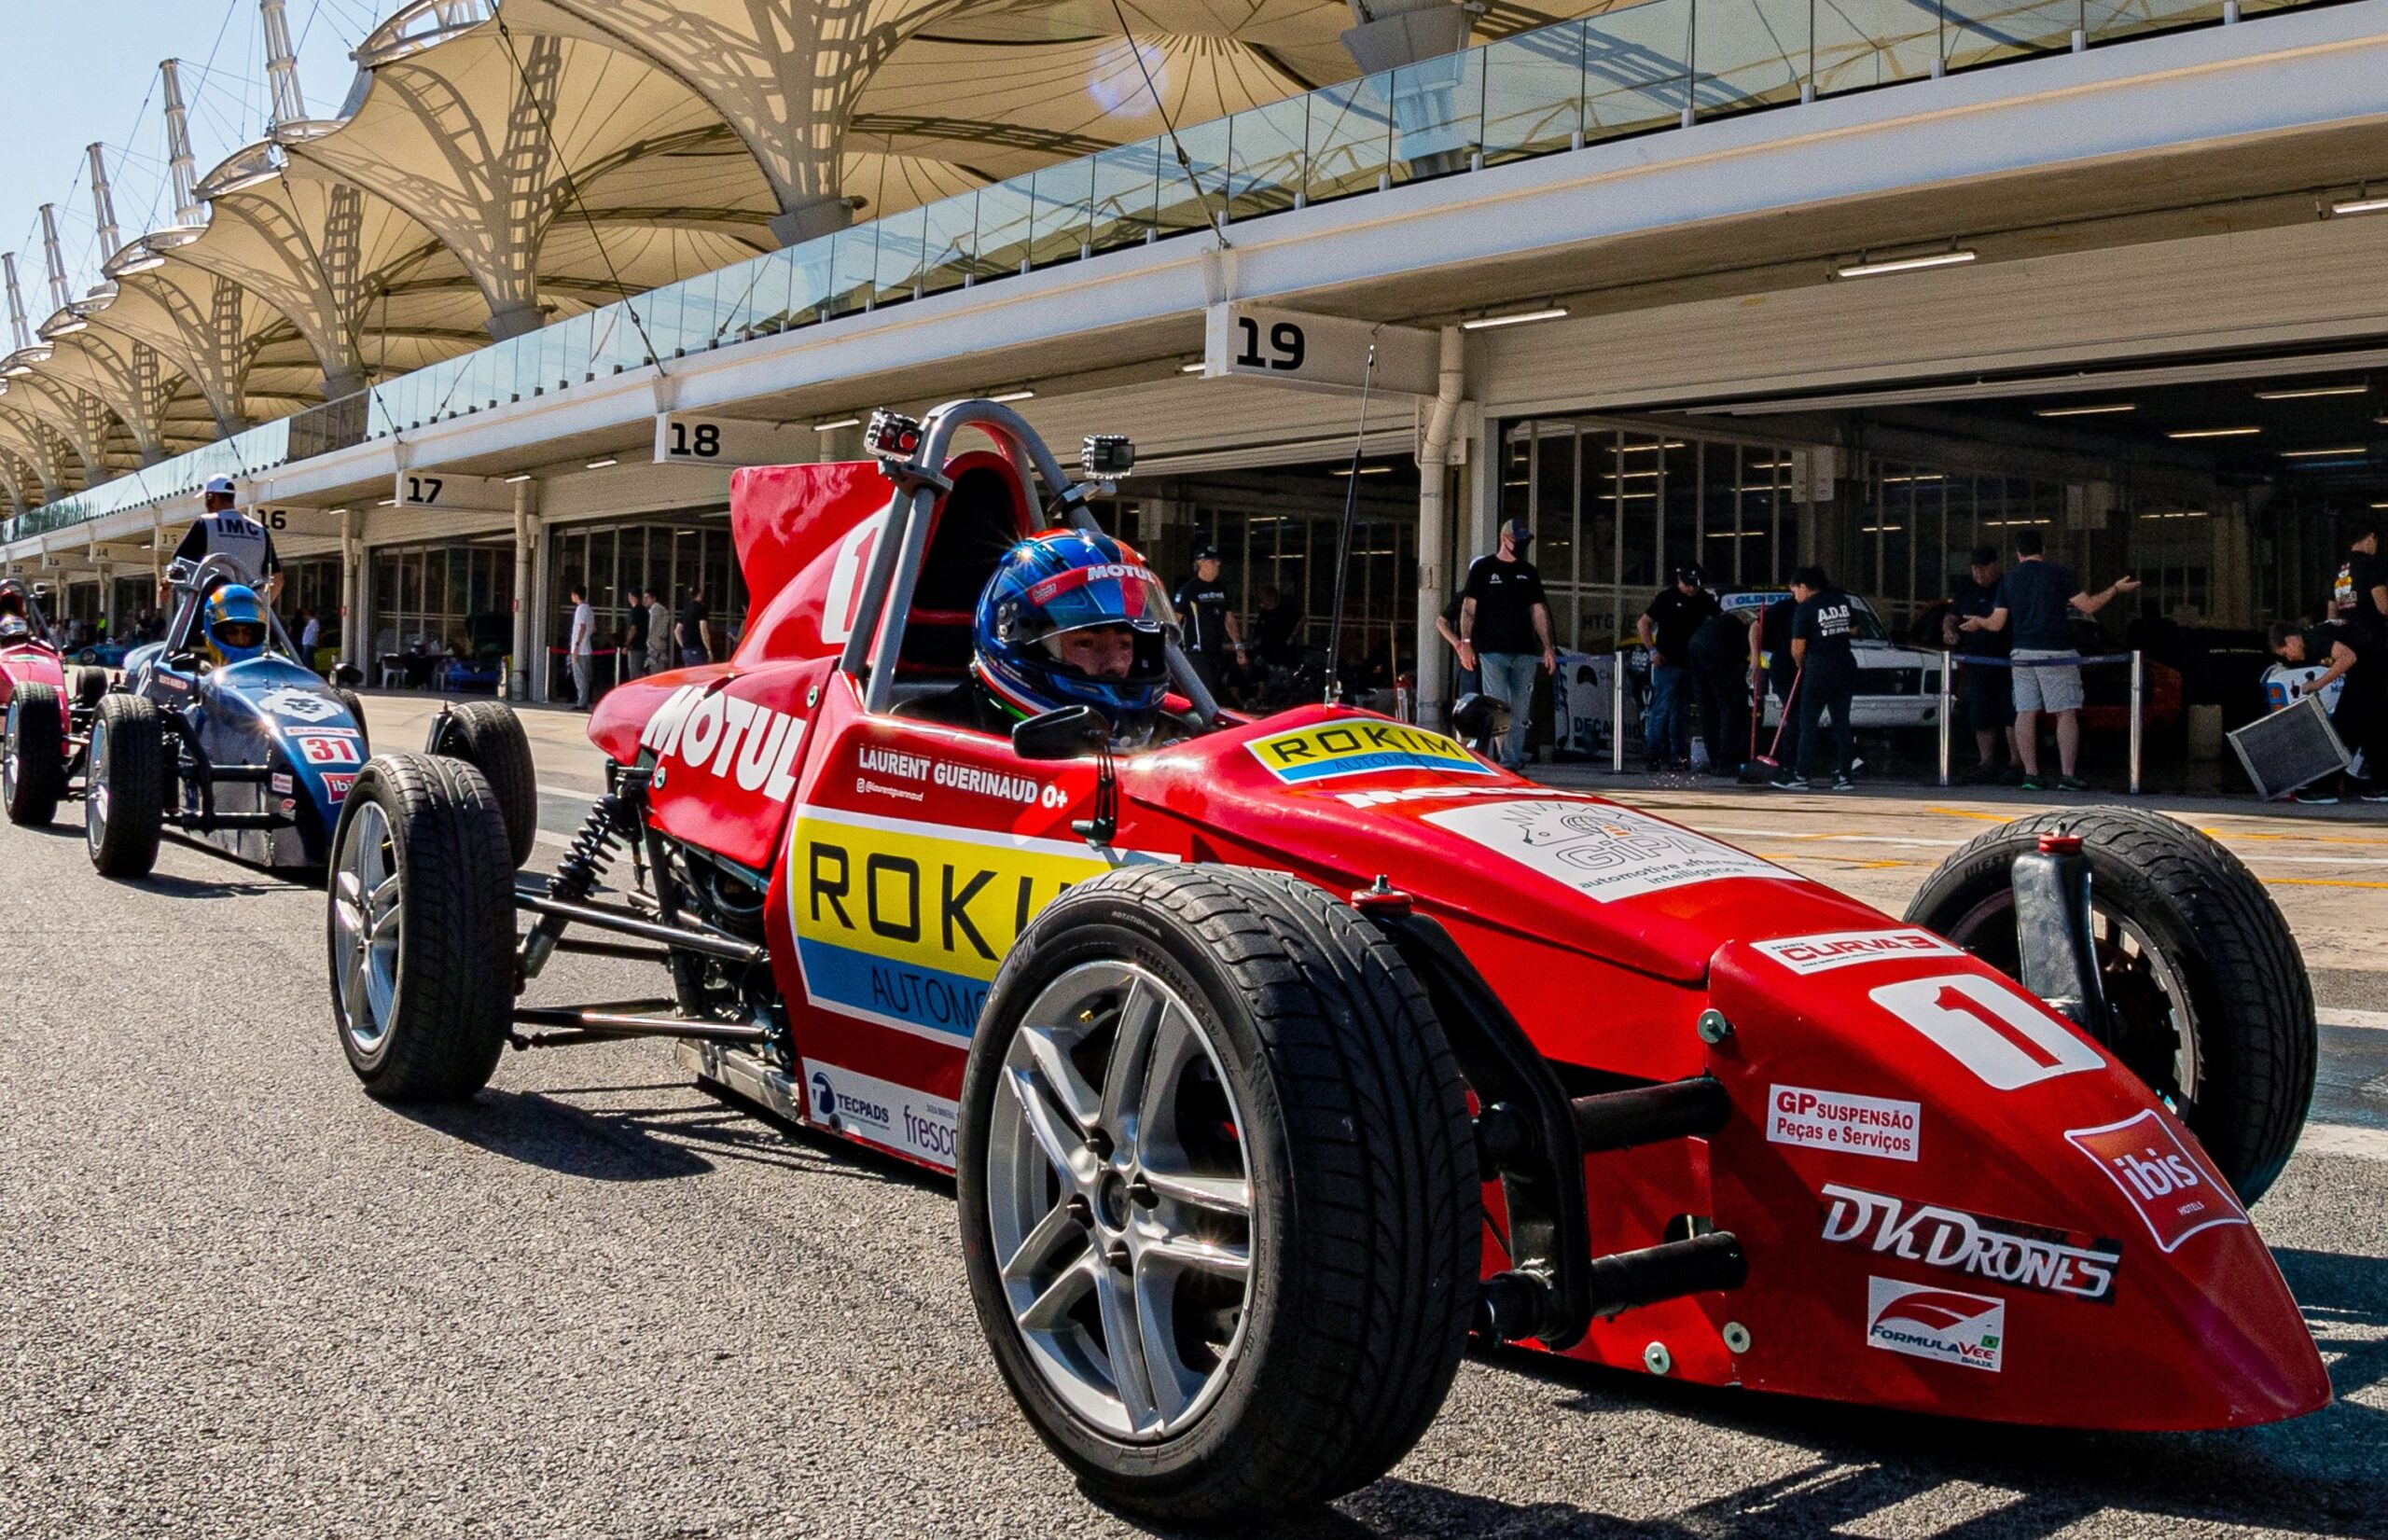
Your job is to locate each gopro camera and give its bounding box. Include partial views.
[1081,435,1135,479]
[866,409,924,463]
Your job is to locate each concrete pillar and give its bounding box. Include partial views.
[768,195,856,250]
[510,479,536,700]
[1414,327,1465,731]
[485,301,545,343]
[340,507,361,673]
[528,512,552,704]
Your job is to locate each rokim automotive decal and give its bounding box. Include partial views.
[1822,1185,2120,1301]
[789,805,1173,1045]
[1247,719,1492,784]
[2064,1109,2249,1253]
[1870,975,2103,1090]
[1755,928,1963,976]
[804,1060,960,1171]
[640,684,806,802]
[256,686,342,723]
[1865,1278,2006,1373]
[1422,799,1784,901]
[1766,1084,1920,1161]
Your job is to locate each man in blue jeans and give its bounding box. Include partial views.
[1638,565,1720,771]
[1457,518,1557,770]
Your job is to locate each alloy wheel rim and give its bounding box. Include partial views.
[85,721,107,852]
[986,960,1254,1442]
[331,799,402,1055]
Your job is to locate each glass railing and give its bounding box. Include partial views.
[3,0,2312,544]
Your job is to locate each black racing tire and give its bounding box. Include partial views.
[4,683,66,825]
[957,866,1479,1521]
[71,667,107,709]
[85,694,165,878]
[1905,807,2313,1204]
[428,701,536,869]
[327,754,516,1102]
[335,687,370,753]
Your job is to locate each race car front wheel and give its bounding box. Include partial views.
[4,683,65,825]
[85,695,164,878]
[328,755,516,1102]
[1907,807,2314,1205]
[958,866,1479,1520]
[427,701,537,869]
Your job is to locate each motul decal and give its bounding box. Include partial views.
[1767,1084,1920,1161]
[640,684,805,802]
[1865,1277,2006,1372]
[2064,1110,2248,1253]
[1755,927,1962,975]
[1822,1186,2119,1301]
[1868,974,2102,1090]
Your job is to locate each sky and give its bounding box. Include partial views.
[0,0,390,305]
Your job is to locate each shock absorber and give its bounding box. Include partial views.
[521,791,641,978]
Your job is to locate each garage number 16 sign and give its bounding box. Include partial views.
[1201,304,1438,396]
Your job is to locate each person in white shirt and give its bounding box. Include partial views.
[568,587,596,708]
[299,608,323,656]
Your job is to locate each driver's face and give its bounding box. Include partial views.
[1052,624,1135,680]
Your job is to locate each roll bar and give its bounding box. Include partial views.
[164,553,302,662]
[837,397,1218,724]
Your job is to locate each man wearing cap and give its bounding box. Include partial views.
[1173,544,1243,701]
[1457,517,1556,771]
[1638,565,1721,772]
[174,476,283,603]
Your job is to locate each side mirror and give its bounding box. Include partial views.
[333,663,364,687]
[1450,691,1511,755]
[1012,703,1111,761]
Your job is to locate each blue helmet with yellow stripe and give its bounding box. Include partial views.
[203,584,270,667]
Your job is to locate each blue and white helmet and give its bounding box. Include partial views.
[972,530,1173,737]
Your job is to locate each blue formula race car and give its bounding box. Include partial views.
[84,555,373,878]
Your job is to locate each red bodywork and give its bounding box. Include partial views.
[0,633,72,735]
[588,453,2328,1434]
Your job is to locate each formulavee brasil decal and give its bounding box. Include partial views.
[1248,719,1492,784]
[1423,799,1785,902]
[1865,1277,2006,1373]
[788,804,1171,1044]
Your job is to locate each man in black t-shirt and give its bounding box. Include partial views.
[1432,590,1477,698]
[1638,566,1721,771]
[1960,529,2138,791]
[676,587,713,667]
[1173,544,1243,699]
[1775,566,1859,791]
[1687,607,1753,774]
[1457,518,1555,770]
[2332,527,2387,639]
[622,585,649,668]
[2270,617,2388,803]
[1944,546,2016,781]
[1752,592,1800,771]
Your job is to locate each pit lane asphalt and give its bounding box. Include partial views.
[2,695,2382,1540]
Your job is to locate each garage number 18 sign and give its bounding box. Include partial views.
[1201,304,1438,396]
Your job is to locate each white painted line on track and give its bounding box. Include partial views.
[2298,1123,2388,1161]
[2323,1009,2388,1032]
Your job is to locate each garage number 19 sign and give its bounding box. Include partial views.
[1201,304,1438,396]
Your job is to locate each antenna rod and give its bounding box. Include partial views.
[38,206,71,314]
[1323,340,1380,705]
[3,255,30,351]
[88,145,122,266]
[261,0,308,128]
[161,60,204,225]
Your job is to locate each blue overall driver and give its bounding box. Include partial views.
[905,529,1173,745]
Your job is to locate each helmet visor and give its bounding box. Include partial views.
[1010,559,1174,645]
[212,620,266,652]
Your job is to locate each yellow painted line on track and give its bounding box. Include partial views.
[2269,878,2388,890]
[1925,806,2013,822]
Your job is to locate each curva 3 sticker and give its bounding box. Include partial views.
[1755,927,1962,975]
[1423,799,1784,902]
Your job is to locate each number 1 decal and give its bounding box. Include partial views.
[819,512,886,645]
[1869,974,2103,1090]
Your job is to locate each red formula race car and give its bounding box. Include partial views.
[322,401,2327,1519]
[2,579,108,826]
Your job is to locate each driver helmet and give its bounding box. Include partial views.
[202,584,270,667]
[973,529,1173,742]
[0,590,22,620]
[0,614,26,645]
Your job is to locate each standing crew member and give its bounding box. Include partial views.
[1433,590,1478,699]
[1959,529,2138,792]
[644,586,672,675]
[1946,546,2018,782]
[622,585,649,683]
[1173,544,1243,700]
[1457,518,1556,772]
[676,585,713,668]
[1638,565,1720,771]
[1687,604,1752,775]
[567,587,595,709]
[1775,567,1859,792]
[2332,524,2388,638]
[1753,588,1800,776]
[2270,617,2388,803]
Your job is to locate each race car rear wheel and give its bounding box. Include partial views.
[85,695,164,878]
[1906,807,2313,1205]
[4,683,65,825]
[428,701,536,868]
[71,667,107,709]
[958,866,1479,1520]
[328,755,515,1102]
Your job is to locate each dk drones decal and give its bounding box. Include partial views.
[2064,1110,2248,1252]
[1865,1277,2006,1373]
[1821,1185,2120,1301]
[1423,799,1784,902]
[1755,927,1962,975]
[1247,719,1492,784]
[1869,974,2103,1089]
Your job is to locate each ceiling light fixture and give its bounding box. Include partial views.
[377,498,397,507]
[812,417,860,432]
[1833,248,1977,280]
[1332,465,1394,477]
[2327,193,2388,217]
[586,457,618,469]
[2280,447,2367,458]
[503,473,534,483]
[1179,362,1206,374]
[2255,384,2367,400]
[1462,306,1569,330]
[2034,402,2136,417]
[988,390,1035,404]
[2165,426,2262,439]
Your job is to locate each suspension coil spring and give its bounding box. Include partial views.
[521,792,638,978]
